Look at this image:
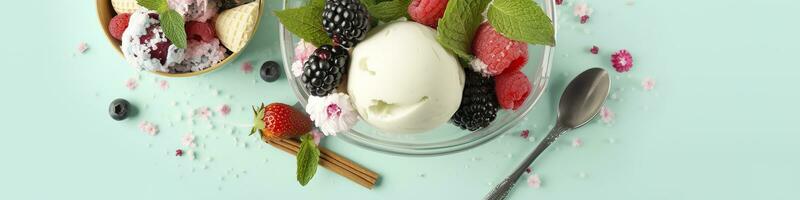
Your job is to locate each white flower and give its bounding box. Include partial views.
[573,2,593,17]
[305,93,359,136]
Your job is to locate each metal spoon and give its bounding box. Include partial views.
[485,68,611,200]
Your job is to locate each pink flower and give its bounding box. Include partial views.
[600,106,615,124]
[306,93,359,136]
[77,42,89,54]
[311,129,324,145]
[241,61,253,73]
[520,130,530,139]
[138,121,159,136]
[573,2,593,18]
[572,137,583,147]
[611,49,634,72]
[642,77,655,91]
[181,132,196,147]
[159,80,169,90]
[218,104,231,116]
[196,107,212,120]
[294,39,317,63]
[527,174,542,189]
[125,78,138,90]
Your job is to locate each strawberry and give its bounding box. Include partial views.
[251,103,312,139]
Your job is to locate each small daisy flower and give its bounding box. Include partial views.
[219,104,231,116]
[600,106,615,124]
[138,121,158,136]
[196,107,212,120]
[573,2,593,22]
[125,78,138,90]
[77,42,89,54]
[527,173,542,189]
[181,132,196,147]
[642,77,655,91]
[241,61,253,73]
[306,93,359,136]
[572,137,583,147]
[159,80,169,90]
[611,49,634,72]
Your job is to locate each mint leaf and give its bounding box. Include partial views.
[296,134,320,186]
[487,0,555,46]
[365,0,411,22]
[436,0,492,60]
[311,0,326,8]
[275,6,332,46]
[159,10,187,49]
[137,0,168,12]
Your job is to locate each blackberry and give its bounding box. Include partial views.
[451,70,499,131]
[301,45,349,97]
[322,0,370,48]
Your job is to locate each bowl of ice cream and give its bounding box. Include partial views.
[97,0,264,77]
[280,0,556,155]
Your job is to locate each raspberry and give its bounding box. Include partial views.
[611,49,634,72]
[108,13,131,40]
[408,0,448,28]
[185,21,216,42]
[471,23,528,76]
[495,70,531,110]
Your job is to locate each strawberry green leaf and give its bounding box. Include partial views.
[159,10,187,48]
[487,0,555,46]
[297,134,320,186]
[436,0,492,60]
[275,5,332,46]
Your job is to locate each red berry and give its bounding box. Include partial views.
[590,45,599,54]
[494,70,531,110]
[408,0,449,28]
[185,21,217,42]
[555,0,564,5]
[471,23,528,76]
[175,149,183,156]
[108,13,131,40]
[254,103,312,139]
[580,15,589,24]
[611,49,634,72]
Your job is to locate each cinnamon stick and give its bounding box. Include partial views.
[262,136,379,189]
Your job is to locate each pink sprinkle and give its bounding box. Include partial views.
[219,104,231,116]
[642,77,655,91]
[311,129,324,145]
[555,0,563,5]
[527,174,541,189]
[181,132,196,147]
[175,149,184,156]
[138,121,159,136]
[572,138,583,147]
[611,49,634,72]
[77,42,89,54]
[326,103,342,119]
[125,78,138,90]
[159,80,169,90]
[600,106,615,124]
[590,45,599,54]
[241,61,253,73]
[580,15,590,24]
[196,107,212,120]
[520,130,530,139]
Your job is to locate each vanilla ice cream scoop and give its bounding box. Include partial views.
[347,21,464,133]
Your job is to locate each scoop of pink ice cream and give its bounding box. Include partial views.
[173,39,227,73]
[168,0,218,22]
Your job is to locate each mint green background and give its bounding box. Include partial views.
[2,0,799,199]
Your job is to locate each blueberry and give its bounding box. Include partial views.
[260,61,281,82]
[109,98,130,121]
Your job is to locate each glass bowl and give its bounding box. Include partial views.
[280,0,556,156]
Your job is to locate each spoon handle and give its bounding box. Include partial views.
[484,124,570,200]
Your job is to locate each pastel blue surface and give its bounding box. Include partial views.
[2,0,799,199]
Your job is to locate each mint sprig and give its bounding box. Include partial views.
[275,5,332,46]
[363,0,411,22]
[487,0,555,46]
[137,0,187,48]
[435,0,492,60]
[296,134,320,186]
